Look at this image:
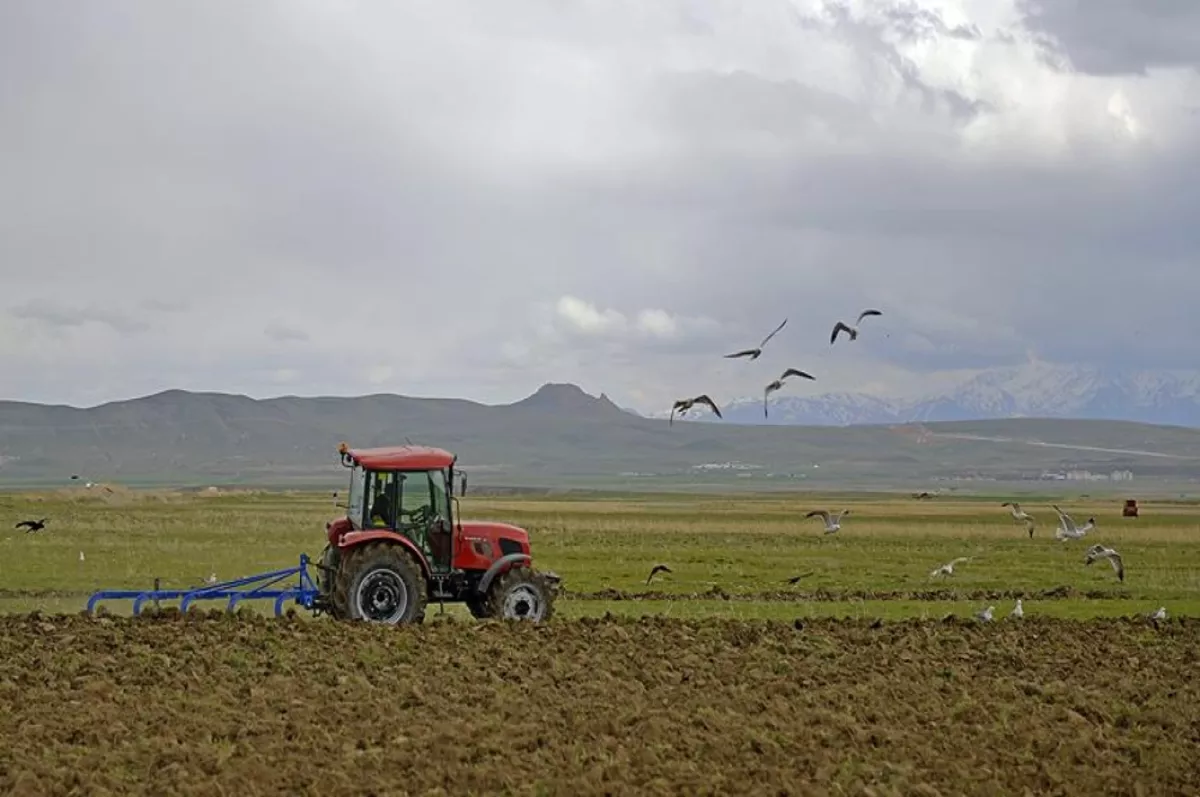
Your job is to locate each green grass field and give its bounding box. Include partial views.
[1,486,1197,620]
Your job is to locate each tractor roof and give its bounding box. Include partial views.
[341,444,456,471]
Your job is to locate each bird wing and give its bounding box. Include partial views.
[693,395,722,418]
[950,557,970,566]
[759,318,787,348]
[805,510,831,522]
[724,348,759,359]
[1052,505,1077,532]
[856,309,882,325]
[780,368,815,381]
[1108,552,1124,578]
[830,322,852,344]
[14,521,32,529]
[1001,502,1012,508]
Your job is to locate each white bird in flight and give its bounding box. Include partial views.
[1002,502,1036,537]
[1009,599,1024,619]
[930,557,970,577]
[1084,544,1125,582]
[724,318,787,360]
[1052,505,1095,541]
[830,309,882,345]
[805,509,850,534]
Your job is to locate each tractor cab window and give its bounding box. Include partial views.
[367,471,398,529]
[396,471,434,531]
[346,465,367,529]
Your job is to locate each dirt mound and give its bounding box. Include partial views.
[0,613,1197,795]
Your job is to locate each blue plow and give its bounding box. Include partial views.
[86,554,322,617]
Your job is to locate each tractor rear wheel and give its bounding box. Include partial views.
[482,567,555,622]
[334,542,427,625]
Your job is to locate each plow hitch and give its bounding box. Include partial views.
[86,554,321,617]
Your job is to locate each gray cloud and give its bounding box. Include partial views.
[1018,0,1200,75]
[0,0,1197,413]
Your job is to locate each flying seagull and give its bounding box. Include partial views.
[15,518,48,533]
[646,564,673,585]
[930,557,970,578]
[669,395,722,426]
[1084,544,1125,582]
[805,509,849,534]
[1009,599,1024,619]
[763,368,816,418]
[830,309,882,345]
[1052,505,1095,541]
[1001,502,1036,537]
[783,571,815,585]
[975,605,995,622]
[724,318,787,360]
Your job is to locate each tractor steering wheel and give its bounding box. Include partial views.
[401,504,435,528]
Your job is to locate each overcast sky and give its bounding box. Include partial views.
[1,0,1198,413]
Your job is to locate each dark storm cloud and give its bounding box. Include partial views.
[0,0,1197,412]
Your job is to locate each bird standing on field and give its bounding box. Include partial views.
[1009,599,1024,619]
[975,605,995,622]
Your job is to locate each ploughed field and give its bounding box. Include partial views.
[1,612,1198,795]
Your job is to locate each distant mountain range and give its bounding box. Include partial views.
[4,380,1200,490]
[647,363,1200,428]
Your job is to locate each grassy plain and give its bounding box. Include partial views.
[0,486,1197,619]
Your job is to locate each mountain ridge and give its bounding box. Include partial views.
[650,363,1200,428]
[4,381,1200,489]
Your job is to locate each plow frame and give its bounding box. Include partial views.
[86,554,322,617]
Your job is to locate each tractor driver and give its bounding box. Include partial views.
[369,475,394,528]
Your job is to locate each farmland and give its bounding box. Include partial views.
[2,487,1200,793]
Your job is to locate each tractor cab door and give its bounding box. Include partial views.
[397,469,454,574]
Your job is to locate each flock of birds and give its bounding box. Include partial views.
[669,309,882,423]
[643,498,1169,622]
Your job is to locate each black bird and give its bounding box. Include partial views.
[16,518,48,533]
[724,318,787,360]
[670,395,722,425]
[646,564,673,585]
[784,571,814,585]
[763,368,816,418]
[830,309,882,344]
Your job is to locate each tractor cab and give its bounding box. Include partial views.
[337,442,467,574]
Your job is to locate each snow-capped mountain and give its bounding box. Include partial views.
[649,364,1200,427]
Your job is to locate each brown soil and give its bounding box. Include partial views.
[1,612,1197,796]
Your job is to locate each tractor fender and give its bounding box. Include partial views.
[477,553,531,594]
[337,529,433,581]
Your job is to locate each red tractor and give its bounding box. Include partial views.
[315,442,560,624]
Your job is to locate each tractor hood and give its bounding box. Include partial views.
[458,521,530,544]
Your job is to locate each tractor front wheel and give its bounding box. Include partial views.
[335,542,428,625]
[482,567,555,622]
